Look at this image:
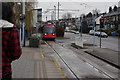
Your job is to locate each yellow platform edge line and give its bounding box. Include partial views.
[51,58,68,80]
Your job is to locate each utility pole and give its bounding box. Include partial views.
[80,17,82,38]
[92,13,96,51]
[58,2,59,21]
[46,16,47,21]
[51,11,54,20]
[54,5,56,21]
[22,0,26,47]
[79,16,83,48]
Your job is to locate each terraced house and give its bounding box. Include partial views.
[103,1,120,35]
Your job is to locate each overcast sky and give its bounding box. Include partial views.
[36,0,119,2]
[35,0,119,21]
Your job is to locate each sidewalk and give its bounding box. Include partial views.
[86,48,119,67]
[11,41,65,78]
[73,43,119,69]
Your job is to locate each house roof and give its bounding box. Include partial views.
[103,7,120,17]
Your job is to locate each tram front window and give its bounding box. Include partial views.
[43,27,55,33]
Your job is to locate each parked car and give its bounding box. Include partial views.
[69,30,76,33]
[97,32,108,38]
[95,31,100,36]
[89,30,95,35]
[74,31,79,34]
[65,29,70,32]
[69,30,79,34]
[89,30,108,38]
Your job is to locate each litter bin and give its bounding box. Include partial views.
[111,32,117,36]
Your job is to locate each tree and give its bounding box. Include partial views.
[92,9,100,16]
[109,6,112,13]
[113,5,117,12]
[81,18,89,33]
[26,2,36,31]
[62,12,72,19]
[86,12,92,17]
[80,14,85,18]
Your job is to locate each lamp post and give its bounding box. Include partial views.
[58,2,60,20]
[92,13,96,51]
[21,0,26,47]
[54,5,56,21]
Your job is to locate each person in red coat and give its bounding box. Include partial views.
[0,2,22,80]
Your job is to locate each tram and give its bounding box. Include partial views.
[41,24,56,40]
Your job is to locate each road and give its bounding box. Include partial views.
[64,32,119,51]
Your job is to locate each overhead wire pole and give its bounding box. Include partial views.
[22,0,26,47]
[58,2,59,21]
[54,5,56,21]
[92,13,96,52]
[46,16,47,21]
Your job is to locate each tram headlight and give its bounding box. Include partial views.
[53,33,55,35]
[44,33,47,35]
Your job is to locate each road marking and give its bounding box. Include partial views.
[86,62,94,68]
[36,61,40,78]
[41,53,45,59]
[51,58,68,79]
[40,53,48,78]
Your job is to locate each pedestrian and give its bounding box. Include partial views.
[0,2,22,80]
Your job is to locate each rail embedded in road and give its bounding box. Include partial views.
[44,41,116,80]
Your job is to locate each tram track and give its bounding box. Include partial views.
[44,41,117,80]
[45,41,79,80]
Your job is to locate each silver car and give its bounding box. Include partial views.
[97,32,108,38]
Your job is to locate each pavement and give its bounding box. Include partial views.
[84,47,119,68]
[11,41,65,79]
[73,42,119,69]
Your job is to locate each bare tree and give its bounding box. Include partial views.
[109,6,112,13]
[92,9,100,15]
[62,12,72,19]
[80,13,85,18]
[3,2,36,27]
[86,12,92,17]
[113,5,117,12]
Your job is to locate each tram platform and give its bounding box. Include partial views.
[11,41,66,79]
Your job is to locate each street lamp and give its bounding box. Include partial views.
[54,5,56,21]
[20,0,26,47]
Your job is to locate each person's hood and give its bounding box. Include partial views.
[0,20,14,28]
